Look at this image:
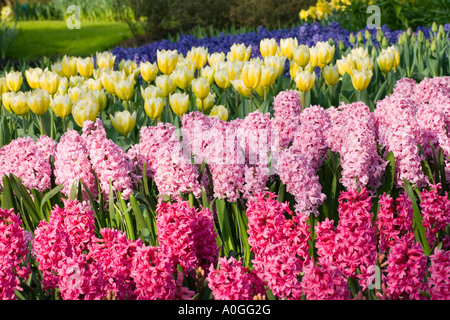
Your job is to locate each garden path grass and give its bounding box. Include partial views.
[5,20,133,60]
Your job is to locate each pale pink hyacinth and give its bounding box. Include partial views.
[375,192,414,253]
[0,208,30,300]
[54,129,98,199]
[0,137,52,192]
[81,119,135,200]
[90,228,143,300]
[271,90,302,149]
[277,148,326,216]
[130,244,179,300]
[385,237,428,300]
[129,122,202,199]
[246,192,310,300]
[419,183,450,249]
[57,252,107,300]
[36,135,58,160]
[415,104,447,158]
[301,257,350,300]
[427,248,450,300]
[206,256,265,300]
[156,197,218,273]
[414,76,450,105]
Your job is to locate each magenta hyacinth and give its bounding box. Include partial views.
[427,248,450,300]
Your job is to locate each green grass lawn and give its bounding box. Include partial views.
[6,20,133,60]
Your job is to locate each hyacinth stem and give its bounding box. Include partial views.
[50,110,54,139]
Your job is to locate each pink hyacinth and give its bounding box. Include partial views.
[427,248,450,300]
[57,252,106,300]
[271,90,302,150]
[385,237,428,300]
[36,135,58,160]
[206,256,265,300]
[246,192,310,300]
[90,228,143,300]
[419,183,450,248]
[0,208,30,300]
[81,119,136,200]
[156,198,218,273]
[54,129,97,200]
[277,148,326,216]
[414,76,450,105]
[130,244,178,300]
[0,136,52,192]
[376,192,414,253]
[301,257,350,300]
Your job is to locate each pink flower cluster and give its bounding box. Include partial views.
[0,136,53,192]
[427,248,450,300]
[0,208,31,300]
[246,192,310,300]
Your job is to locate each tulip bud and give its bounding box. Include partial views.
[155,74,176,97]
[210,105,228,121]
[227,43,251,62]
[25,67,43,90]
[140,61,159,83]
[377,50,394,74]
[62,55,78,78]
[77,57,94,78]
[323,64,340,87]
[144,97,164,121]
[96,51,116,69]
[9,92,29,116]
[432,22,438,33]
[349,33,356,44]
[169,92,190,117]
[242,61,261,90]
[418,30,425,43]
[351,69,372,91]
[260,38,278,58]
[50,93,72,119]
[292,45,310,68]
[157,49,179,75]
[191,77,210,100]
[294,69,315,93]
[357,31,364,43]
[28,88,50,116]
[431,39,437,52]
[5,71,23,92]
[376,29,383,43]
[365,30,372,41]
[114,78,135,101]
[110,110,136,136]
[196,92,215,113]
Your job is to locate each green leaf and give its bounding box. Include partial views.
[1,175,14,210]
[130,194,151,243]
[40,183,64,220]
[215,198,235,255]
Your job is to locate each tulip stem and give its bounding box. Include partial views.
[22,117,27,133]
[235,92,239,117]
[301,93,305,111]
[39,115,46,136]
[50,110,54,139]
[358,90,362,102]
[250,89,253,113]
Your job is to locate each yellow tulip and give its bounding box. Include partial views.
[9,92,29,116]
[200,66,215,85]
[85,78,102,91]
[169,92,190,117]
[28,89,50,116]
[191,77,210,100]
[68,84,89,102]
[58,77,69,95]
[51,62,65,77]
[5,71,23,92]
[0,77,7,96]
[25,67,43,90]
[231,78,251,98]
[141,85,163,100]
[351,69,372,92]
[290,61,300,80]
[110,110,136,136]
[292,45,310,68]
[50,93,72,119]
[242,61,261,90]
[377,50,395,74]
[140,61,159,83]
[294,69,316,93]
[69,75,86,88]
[119,59,140,79]
[196,92,216,113]
[227,43,251,62]
[210,105,228,121]
[279,37,298,60]
[62,55,78,78]
[336,55,355,76]
[299,9,309,20]
[316,41,335,68]
[39,70,61,95]
[214,67,232,89]
[1,91,13,112]
[155,74,176,97]
[157,49,179,75]
[260,38,278,58]
[91,89,107,112]
[172,66,194,91]
[259,65,277,89]
[208,52,225,67]
[144,97,164,121]
[309,46,319,68]
[225,60,243,80]
[72,96,99,127]
[100,71,120,95]
[351,47,369,60]
[386,46,400,70]
[323,63,340,87]
[264,55,286,78]
[96,51,116,69]
[77,57,95,78]
[355,56,374,72]
[187,46,208,70]
[114,79,135,101]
